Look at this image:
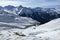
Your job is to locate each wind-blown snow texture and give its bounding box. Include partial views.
[0,5,60,40]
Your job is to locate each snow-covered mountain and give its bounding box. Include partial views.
[0,5,40,29]
[0,5,60,24]
[0,5,60,40]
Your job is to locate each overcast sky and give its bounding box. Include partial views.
[0,0,60,8]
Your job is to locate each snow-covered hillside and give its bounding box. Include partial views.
[0,18,60,40]
[0,16,39,29]
[22,18,60,40]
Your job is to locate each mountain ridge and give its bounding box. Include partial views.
[0,5,60,24]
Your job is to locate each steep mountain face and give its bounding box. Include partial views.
[19,7,60,24]
[0,6,3,10]
[0,5,60,24]
[4,5,15,11]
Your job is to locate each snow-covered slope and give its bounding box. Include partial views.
[22,18,60,40]
[0,18,60,40]
[0,16,39,29]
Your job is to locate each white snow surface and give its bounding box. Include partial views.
[0,18,60,40]
[0,15,39,29]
